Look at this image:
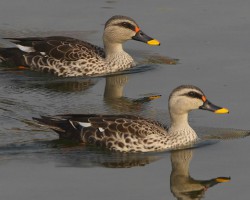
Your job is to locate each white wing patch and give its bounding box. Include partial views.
[16,44,35,53]
[69,120,76,129]
[98,128,104,132]
[78,122,92,127]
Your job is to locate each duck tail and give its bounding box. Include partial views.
[33,116,83,142]
[0,47,27,67]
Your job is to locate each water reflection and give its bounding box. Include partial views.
[0,141,162,168]
[39,78,97,92]
[53,147,230,199]
[34,145,231,199]
[170,149,230,200]
[53,145,162,168]
[104,74,161,112]
[0,140,230,199]
[19,72,160,111]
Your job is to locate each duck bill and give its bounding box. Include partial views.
[199,100,229,114]
[132,30,160,46]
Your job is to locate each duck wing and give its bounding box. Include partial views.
[5,36,105,61]
[33,114,167,142]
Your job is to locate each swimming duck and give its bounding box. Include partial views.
[33,85,229,152]
[0,15,160,77]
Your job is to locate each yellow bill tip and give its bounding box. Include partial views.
[147,39,160,46]
[215,177,231,183]
[148,95,161,100]
[214,108,229,114]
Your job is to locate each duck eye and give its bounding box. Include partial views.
[119,22,135,31]
[188,92,196,97]
[186,91,203,100]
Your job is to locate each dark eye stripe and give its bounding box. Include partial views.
[184,91,203,100]
[116,22,136,31]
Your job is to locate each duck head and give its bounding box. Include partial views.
[103,15,160,46]
[168,85,229,117]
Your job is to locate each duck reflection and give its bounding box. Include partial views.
[51,146,230,199]
[0,140,230,199]
[42,78,97,92]
[49,144,161,168]
[170,149,230,200]
[22,73,160,110]
[104,74,160,112]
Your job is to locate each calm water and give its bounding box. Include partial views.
[1,0,250,199]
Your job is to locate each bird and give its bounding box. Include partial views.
[0,15,160,77]
[33,85,229,152]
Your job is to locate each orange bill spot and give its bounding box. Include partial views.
[135,26,140,33]
[18,66,28,70]
[202,95,207,102]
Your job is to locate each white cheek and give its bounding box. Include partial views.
[172,99,190,114]
[194,100,203,107]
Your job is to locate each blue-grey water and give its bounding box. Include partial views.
[0,0,250,199]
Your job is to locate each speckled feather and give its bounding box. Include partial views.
[0,15,155,77]
[33,114,176,152]
[33,85,227,153]
[3,36,109,76]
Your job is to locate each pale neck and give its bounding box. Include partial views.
[169,112,190,130]
[167,111,198,145]
[104,41,124,58]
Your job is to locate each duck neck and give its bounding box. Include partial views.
[168,111,198,144]
[169,112,190,130]
[103,38,134,72]
[104,41,124,57]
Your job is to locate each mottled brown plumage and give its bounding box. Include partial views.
[0,15,160,77]
[33,85,229,152]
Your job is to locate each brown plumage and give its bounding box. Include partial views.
[0,15,160,77]
[33,85,229,152]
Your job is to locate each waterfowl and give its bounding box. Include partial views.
[33,85,229,152]
[0,15,160,77]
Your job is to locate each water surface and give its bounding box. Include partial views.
[1,0,250,199]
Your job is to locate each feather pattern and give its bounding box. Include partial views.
[34,114,169,152]
[33,85,228,152]
[0,15,160,77]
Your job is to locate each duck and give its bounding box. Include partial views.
[0,15,160,77]
[33,85,229,152]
